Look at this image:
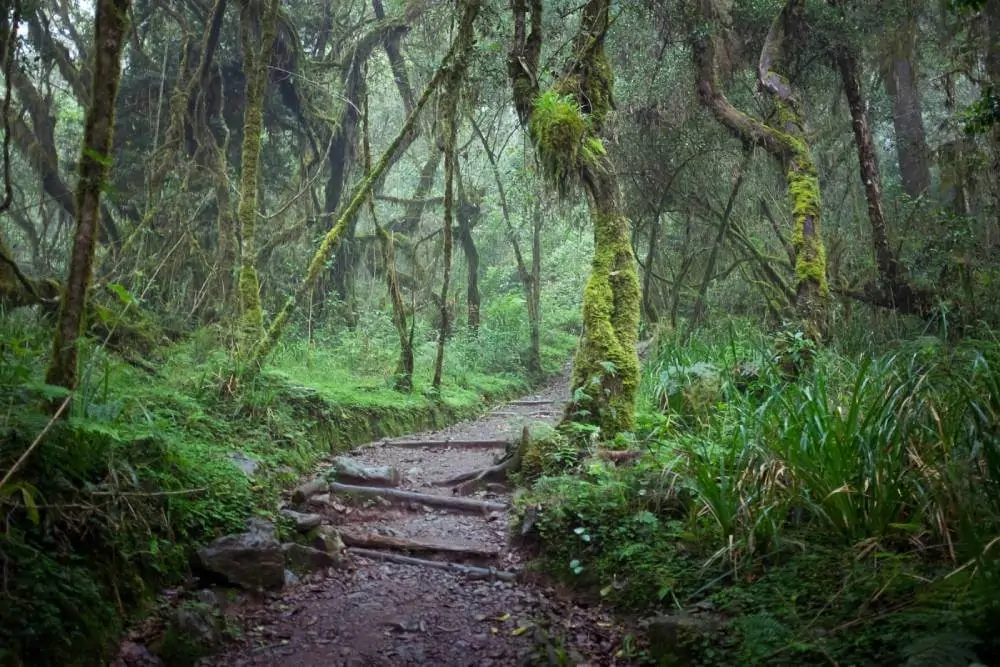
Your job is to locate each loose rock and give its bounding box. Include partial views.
[280,508,323,532]
[330,456,401,487]
[195,518,284,590]
[283,543,338,572]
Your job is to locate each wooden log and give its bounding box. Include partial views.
[380,438,509,450]
[329,482,507,512]
[507,399,557,406]
[347,547,517,581]
[292,478,328,504]
[338,528,499,559]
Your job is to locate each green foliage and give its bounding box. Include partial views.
[523,327,1000,665]
[0,308,558,666]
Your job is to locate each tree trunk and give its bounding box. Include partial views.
[884,20,931,199]
[641,214,660,325]
[235,0,279,346]
[528,199,543,380]
[432,0,478,390]
[45,0,131,391]
[834,41,930,316]
[510,0,639,433]
[433,123,457,390]
[695,0,828,339]
[455,163,481,332]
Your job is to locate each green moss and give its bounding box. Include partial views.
[569,212,641,435]
[529,91,587,197]
[237,264,264,344]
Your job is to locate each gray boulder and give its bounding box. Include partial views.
[282,543,337,572]
[195,518,284,590]
[280,508,323,532]
[330,456,401,487]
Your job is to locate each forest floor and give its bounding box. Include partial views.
[205,371,637,667]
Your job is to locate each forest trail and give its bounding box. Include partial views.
[208,375,631,667]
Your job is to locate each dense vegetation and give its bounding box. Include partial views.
[1,0,998,664]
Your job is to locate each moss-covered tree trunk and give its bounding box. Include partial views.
[757,0,828,338]
[44,0,130,391]
[510,0,640,434]
[235,0,279,347]
[695,0,829,339]
[573,165,641,433]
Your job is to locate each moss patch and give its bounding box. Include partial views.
[568,211,641,435]
[529,91,587,197]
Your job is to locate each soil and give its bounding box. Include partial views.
[204,374,641,666]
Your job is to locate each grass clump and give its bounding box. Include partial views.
[518,324,1000,665]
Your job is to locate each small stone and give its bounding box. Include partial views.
[487,511,501,522]
[284,569,300,586]
[227,453,259,477]
[310,493,331,505]
[330,456,401,486]
[311,525,346,556]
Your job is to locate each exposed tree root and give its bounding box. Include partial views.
[338,528,499,559]
[329,482,507,513]
[347,547,517,581]
[380,438,509,450]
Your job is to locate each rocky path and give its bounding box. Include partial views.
[207,377,635,667]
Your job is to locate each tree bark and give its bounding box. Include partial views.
[455,162,481,332]
[510,0,640,433]
[45,0,131,391]
[433,0,479,390]
[641,214,660,325]
[235,0,280,346]
[834,41,930,316]
[883,20,931,199]
[694,0,829,339]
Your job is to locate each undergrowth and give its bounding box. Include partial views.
[517,321,1000,665]
[0,303,576,667]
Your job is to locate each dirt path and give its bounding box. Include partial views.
[208,377,634,667]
